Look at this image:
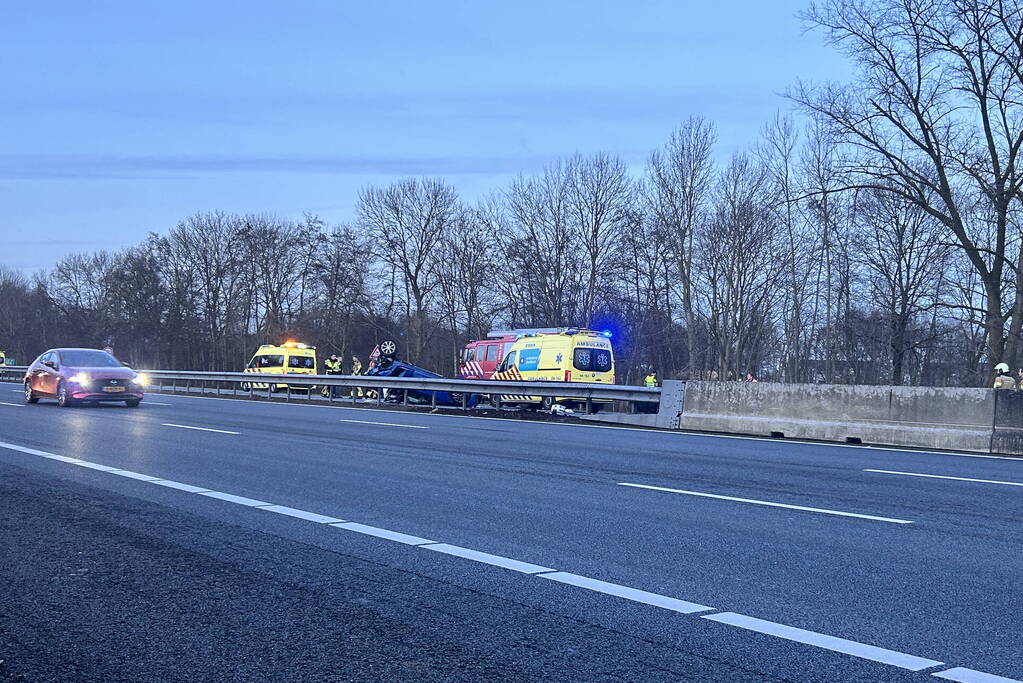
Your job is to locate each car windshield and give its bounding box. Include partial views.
[60,350,120,367]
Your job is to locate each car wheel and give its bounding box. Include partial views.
[24,382,38,404]
[378,339,398,358]
[540,396,553,411]
[125,399,141,408]
[56,380,75,407]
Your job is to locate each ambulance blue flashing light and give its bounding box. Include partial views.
[601,329,613,338]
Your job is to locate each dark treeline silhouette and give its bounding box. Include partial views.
[4,0,1022,387]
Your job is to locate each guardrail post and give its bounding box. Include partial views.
[431,391,437,409]
[586,396,594,415]
[461,393,467,411]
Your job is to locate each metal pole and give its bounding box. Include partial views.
[586,396,593,415]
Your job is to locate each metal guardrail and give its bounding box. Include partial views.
[0,366,660,412]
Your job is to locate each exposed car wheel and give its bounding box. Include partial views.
[24,383,38,404]
[378,339,398,358]
[125,399,141,408]
[240,382,252,392]
[56,380,75,407]
[540,396,554,411]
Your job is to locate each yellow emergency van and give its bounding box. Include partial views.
[243,341,317,391]
[491,328,615,410]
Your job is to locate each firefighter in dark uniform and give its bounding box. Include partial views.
[322,354,343,397]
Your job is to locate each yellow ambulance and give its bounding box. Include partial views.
[490,328,615,410]
[242,341,317,391]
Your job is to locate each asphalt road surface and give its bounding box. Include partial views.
[0,387,1021,682]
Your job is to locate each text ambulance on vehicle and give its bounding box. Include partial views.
[242,341,317,391]
[489,328,615,411]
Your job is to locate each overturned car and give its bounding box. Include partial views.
[364,342,479,408]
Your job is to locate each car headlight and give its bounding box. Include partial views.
[132,373,149,387]
[70,372,92,387]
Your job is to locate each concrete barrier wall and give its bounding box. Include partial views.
[680,381,999,453]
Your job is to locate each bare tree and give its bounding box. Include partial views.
[566,152,633,326]
[645,117,716,378]
[794,0,1023,381]
[359,178,458,362]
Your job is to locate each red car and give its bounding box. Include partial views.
[24,348,146,407]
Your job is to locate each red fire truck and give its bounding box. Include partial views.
[458,332,518,379]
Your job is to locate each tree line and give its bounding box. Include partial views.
[3,0,1021,387]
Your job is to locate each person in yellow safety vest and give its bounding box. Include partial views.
[351,355,365,398]
[993,362,1017,390]
[322,354,343,397]
[643,370,657,388]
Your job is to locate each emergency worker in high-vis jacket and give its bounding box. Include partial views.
[993,362,1017,390]
[351,356,365,398]
[322,354,342,397]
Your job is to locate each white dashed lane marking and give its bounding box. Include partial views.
[540,572,713,614]
[0,437,1017,683]
[617,482,915,524]
[702,612,943,671]
[339,419,428,429]
[422,543,554,574]
[162,423,239,435]
[330,522,436,546]
[259,505,345,524]
[933,667,1023,682]
[865,469,1023,488]
[0,401,25,407]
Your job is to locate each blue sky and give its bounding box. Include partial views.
[1,1,850,272]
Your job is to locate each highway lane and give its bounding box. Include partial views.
[0,391,1021,681]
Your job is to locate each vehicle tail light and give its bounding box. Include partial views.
[564,370,572,382]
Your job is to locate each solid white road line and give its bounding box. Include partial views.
[330,522,436,546]
[933,667,1023,682]
[540,572,713,614]
[108,470,162,482]
[258,505,345,524]
[198,491,272,507]
[72,461,122,472]
[161,423,239,435]
[0,436,1010,681]
[422,543,554,574]
[150,479,211,493]
[618,482,914,524]
[339,418,428,429]
[45,454,85,464]
[702,612,943,671]
[145,401,173,406]
[0,401,25,407]
[865,469,1023,488]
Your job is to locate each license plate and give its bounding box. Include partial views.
[103,386,125,393]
